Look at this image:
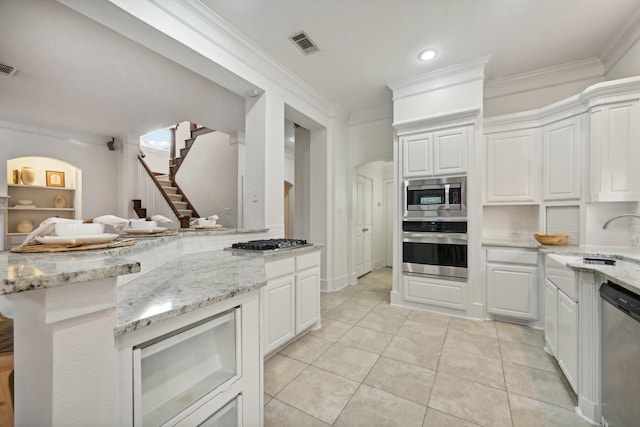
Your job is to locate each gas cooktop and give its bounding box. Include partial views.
[228,238,311,252]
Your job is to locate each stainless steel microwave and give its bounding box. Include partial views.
[404,176,466,218]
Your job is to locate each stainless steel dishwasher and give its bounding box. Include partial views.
[600,281,640,427]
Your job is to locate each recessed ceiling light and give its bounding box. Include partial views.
[418,49,438,62]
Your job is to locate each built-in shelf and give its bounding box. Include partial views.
[8,207,75,211]
[7,184,76,191]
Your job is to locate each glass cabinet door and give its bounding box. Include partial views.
[133,308,240,427]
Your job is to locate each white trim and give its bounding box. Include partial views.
[348,104,393,126]
[394,108,481,133]
[484,58,604,100]
[602,5,640,74]
[387,56,490,100]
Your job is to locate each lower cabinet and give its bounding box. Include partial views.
[544,255,579,393]
[544,278,558,356]
[557,288,578,391]
[486,247,538,321]
[121,290,262,427]
[263,250,321,356]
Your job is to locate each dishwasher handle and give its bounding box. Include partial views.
[600,281,640,323]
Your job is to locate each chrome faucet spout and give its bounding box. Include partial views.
[602,214,640,229]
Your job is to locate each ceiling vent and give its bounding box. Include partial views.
[0,63,17,77]
[289,31,319,55]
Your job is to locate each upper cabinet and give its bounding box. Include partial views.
[542,115,583,201]
[402,133,433,177]
[485,128,539,203]
[402,126,468,178]
[589,100,640,202]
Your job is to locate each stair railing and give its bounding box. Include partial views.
[138,155,187,223]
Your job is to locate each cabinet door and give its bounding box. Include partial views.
[433,127,467,175]
[486,263,538,320]
[544,279,558,356]
[590,101,640,201]
[542,116,581,200]
[485,129,538,203]
[295,267,320,334]
[402,133,432,177]
[557,290,578,393]
[262,275,295,355]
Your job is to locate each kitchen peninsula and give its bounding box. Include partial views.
[1,229,320,426]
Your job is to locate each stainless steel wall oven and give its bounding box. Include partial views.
[402,220,468,280]
[404,176,466,218]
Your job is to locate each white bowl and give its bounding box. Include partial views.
[55,223,104,236]
[129,220,157,229]
[17,200,32,205]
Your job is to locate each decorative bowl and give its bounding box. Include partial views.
[533,232,569,246]
[55,223,104,237]
[129,219,157,229]
[17,200,32,205]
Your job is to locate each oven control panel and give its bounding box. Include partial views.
[403,221,467,233]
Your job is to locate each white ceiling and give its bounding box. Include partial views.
[0,0,246,139]
[1,0,639,140]
[200,0,640,114]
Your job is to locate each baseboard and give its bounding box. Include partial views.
[320,274,349,292]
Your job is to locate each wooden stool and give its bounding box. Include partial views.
[0,316,13,427]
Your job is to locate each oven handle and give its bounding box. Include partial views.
[402,232,467,243]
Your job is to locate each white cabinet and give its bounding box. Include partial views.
[295,267,320,333]
[544,254,578,393]
[403,274,466,310]
[544,278,558,356]
[590,100,640,201]
[262,273,296,355]
[542,116,582,200]
[402,133,433,177]
[402,127,468,178]
[263,250,321,356]
[485,128,539,203]
[485,247,538,321]
[557,288,578,391]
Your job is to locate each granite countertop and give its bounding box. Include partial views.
[0,251,140,295]
[544,245,640,295]
[116,249,267,335]
[482,238,541,249]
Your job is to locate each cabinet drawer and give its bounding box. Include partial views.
[486,248,537,265]
[265,257,295,280]
[546,272,577,302]
[296,251,320,272]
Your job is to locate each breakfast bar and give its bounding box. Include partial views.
[0,230,302,426]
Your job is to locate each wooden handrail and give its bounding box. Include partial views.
[173,181,200,219]
[137,155,185,222]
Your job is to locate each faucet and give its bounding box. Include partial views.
[602,214,640,229]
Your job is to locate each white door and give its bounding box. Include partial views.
[557,289,579,392]
[295,267,320,333]
[363,176,373,274]
[262,275,296,355]
[353,174,373,278]
[486,263,538,320]
[384,180,394,267]
[353,175,365,277]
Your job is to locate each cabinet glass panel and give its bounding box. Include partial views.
[198,395,240,427]
[134,308,240,426]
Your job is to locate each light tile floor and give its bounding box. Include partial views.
[264,268,590,427]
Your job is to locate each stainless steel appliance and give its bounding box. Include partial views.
[600,281,640,427]
[404,176,466,218]
[228,238,310,253]
[402,220,467,280]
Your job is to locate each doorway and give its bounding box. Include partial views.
[284,181,293,238]
[352,161,394,281]
[353,174,373,277]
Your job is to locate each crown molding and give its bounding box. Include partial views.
[0,119,113,147]
[394,108,480,135]
[118,0,335,115]
[348,103,393,126]
[387,56,490,100]
[484,57,604,100]
[602,4,640,74]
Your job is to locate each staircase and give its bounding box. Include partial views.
[170,125,215,181]
[134,123,214,228]
[156,174,193,217]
